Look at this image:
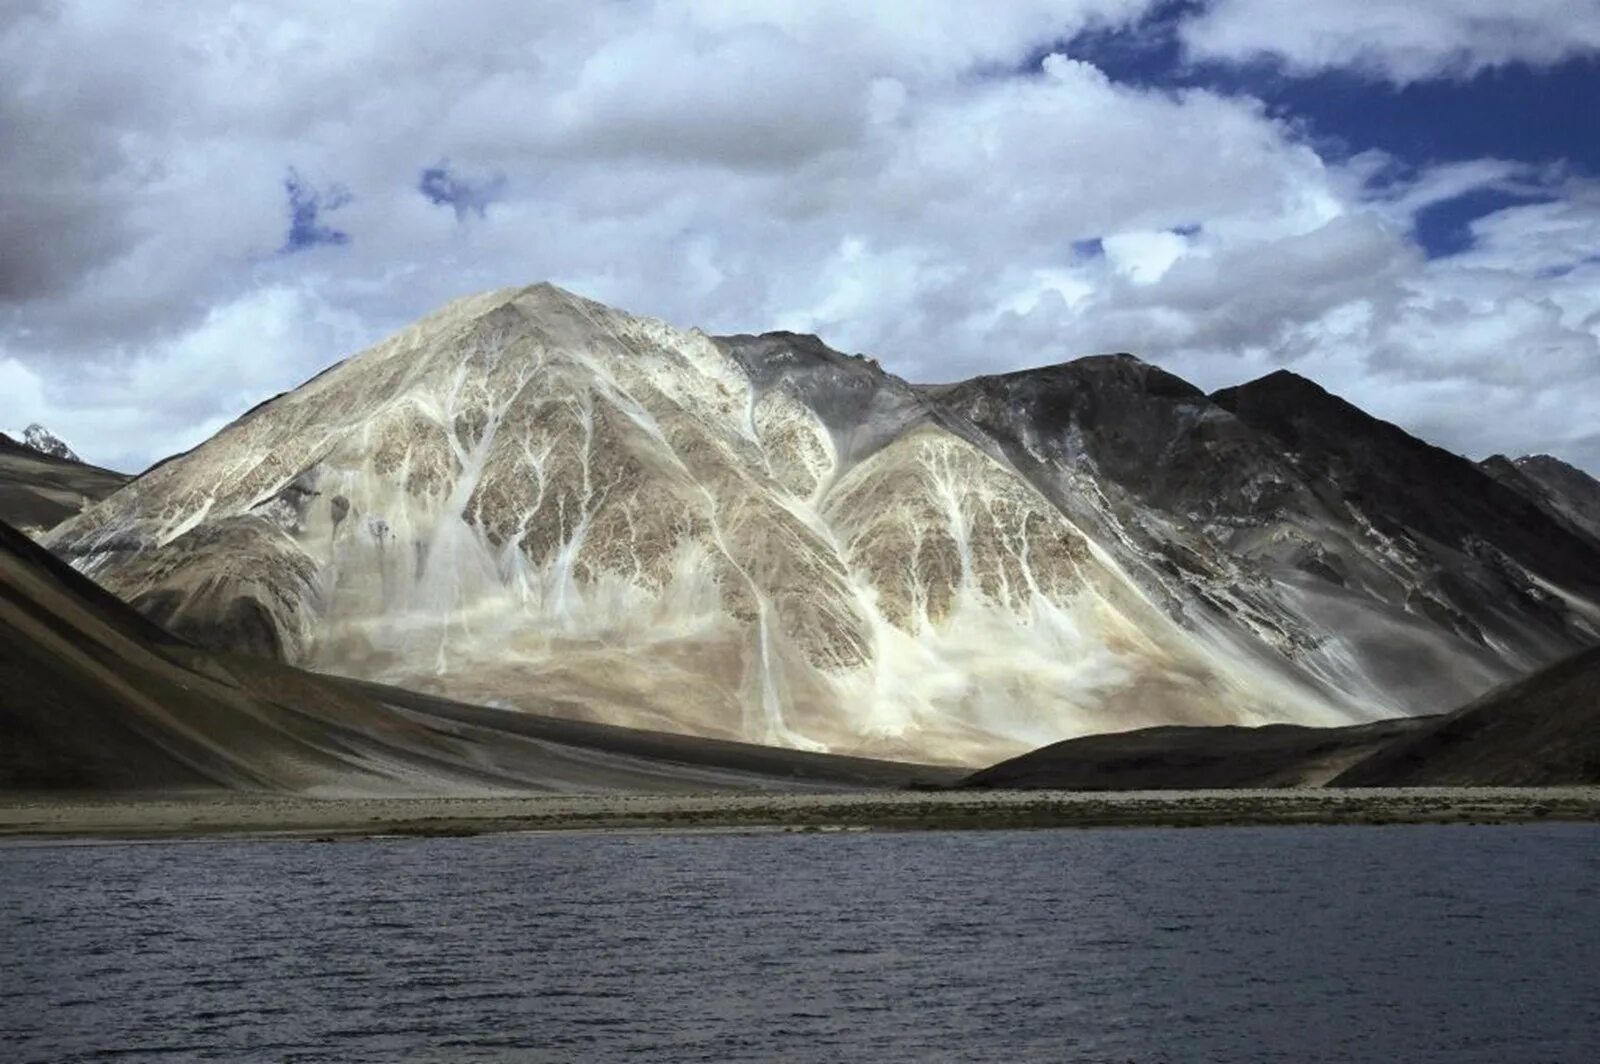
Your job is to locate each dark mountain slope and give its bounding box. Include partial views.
[961,716,1430,791]
[963,641,1600,791]
[0,432,129,535]
[926,354,1312,522]
[1213,371,1600,603]
[1333,644,1600,787]
[926,355,1600,719]
[1,516,295,790]
[1481,453,1600,545]
[1210,371,1600,664]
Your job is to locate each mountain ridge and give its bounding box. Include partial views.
[0,429,130,537]
[1480,452,1600,546]
[42,283,1600,763]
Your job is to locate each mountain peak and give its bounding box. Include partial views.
[1072,350,1146,366]
[418,281,593,331]
[1064,353,1204,398]
[1480,454,1518,476]
[1216,369,1600,601]
[19,424,80,463]
[715,329,885,376]
[503,280,581,305]
[1501,453,1600,543]
[1227,367,1320,394]
[950,351,1202,401]
[1210,369,1365,435]
[1515,453,1585,476]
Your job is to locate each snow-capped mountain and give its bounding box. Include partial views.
[17,424,80,463]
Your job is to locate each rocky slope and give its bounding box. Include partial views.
[0,431,129,536]
[933,359,1600,720]
[1,515,948,793]
[46,284,1600,764]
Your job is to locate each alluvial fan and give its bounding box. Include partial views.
[47,284,1600,763]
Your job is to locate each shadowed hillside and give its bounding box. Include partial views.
[960,718,1429,791]
[0,432,128,536]
[1333,645,1600,787]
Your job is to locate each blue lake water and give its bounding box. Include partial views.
[3,823,1599,1062]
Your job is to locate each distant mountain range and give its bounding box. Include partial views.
[12,284,1600,766]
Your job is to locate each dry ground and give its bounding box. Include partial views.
[4,787,1599,841]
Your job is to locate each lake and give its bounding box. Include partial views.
[4,824,1598,1062]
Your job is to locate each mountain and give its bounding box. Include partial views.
[0,515,950,793]
[1207,370,1600,699]
[46,284,1600,764]
[19,423,80,462]
[961,717,1430,791]
[933,358,1600,715]
[0,430,129,536]
[1331,645,1600,787]
[1480,453,1600,545]
[961,643,1600,790]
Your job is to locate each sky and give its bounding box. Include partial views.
[3,1,1600,474]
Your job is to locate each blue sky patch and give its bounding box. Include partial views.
[1050,2,1600,260]
[281,169,351,252]
[419,161,506,220]
[1060,3,1600,173]
[1412,188,1556,258]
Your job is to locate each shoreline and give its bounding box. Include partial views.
[4,787,1600,842]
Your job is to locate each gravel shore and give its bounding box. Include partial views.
[4,787,1599,841]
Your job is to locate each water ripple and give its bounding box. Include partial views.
[3,824,1599,1063]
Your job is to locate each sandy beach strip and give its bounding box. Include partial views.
[2,787,1599,841]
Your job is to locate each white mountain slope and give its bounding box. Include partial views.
[47,285,1600,764]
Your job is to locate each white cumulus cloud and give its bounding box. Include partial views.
[1,1,1598,475]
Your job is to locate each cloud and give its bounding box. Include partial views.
[1,284,372,472]
[1181,0,1600,82]
[1,1,1598,478]
[0,358,50,431]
